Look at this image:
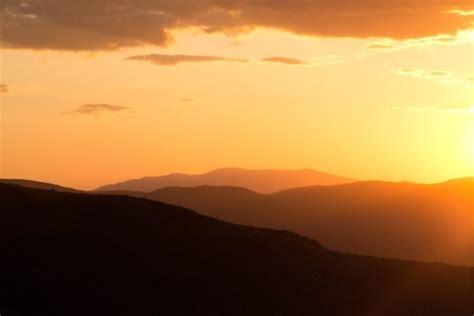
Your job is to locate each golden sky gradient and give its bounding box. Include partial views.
[1,1,473,189]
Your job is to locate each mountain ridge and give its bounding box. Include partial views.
[94,167,356,193]
[0,179,81,193]
[134,179,474,266]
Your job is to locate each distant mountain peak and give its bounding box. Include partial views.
[95,167,356,193]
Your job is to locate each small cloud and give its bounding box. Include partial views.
[427,71,452,77]
[448,9,474,16]
[397,69,416,74]
[180,97,196,103]
[442,76,474,86]
[262,57,306,65]
[126,54,248,66]
[262,55,343,66]
[0,84,9,94]
[396,68,452,79]
[395,68,472,87]
[64,104,130,116]
[364,30,474,53]
[460,77,474,84]
[366,43,394,50]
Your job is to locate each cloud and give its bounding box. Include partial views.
[396,69,452,79]
[262,57,306,65]
[262,55,343,66]
[64,104,130,116]
[180,97,196,103]
[0,84,9,94]
[126,54,248,65]
[459,77,474,85]
[366,43,395,50]
[394,105,474,115]
[1,0,473,50]
[395,68,473,87]
[449,9,474,16]
[364,29,474,52]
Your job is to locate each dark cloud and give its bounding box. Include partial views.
[64,104,130,116]
[1,0,472,50]
[126,54,248,65]
[0,84,9,94]
[262,57,306,65]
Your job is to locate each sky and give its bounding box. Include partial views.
[1,0,473,189]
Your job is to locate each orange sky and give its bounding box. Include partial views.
[1,1,473,189]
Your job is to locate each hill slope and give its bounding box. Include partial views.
[0,183,472,315]
[95,167,355,193]
[141,179,474,266]
[0,179,80,193]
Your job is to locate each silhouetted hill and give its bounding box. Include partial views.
[0,179,80,193]
[142,185,274,227]
[95,167,355,193]
[140,179,474,266]
[0,183,472,315]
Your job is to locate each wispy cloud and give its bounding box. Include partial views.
[449,9,474,16]
[366,43,394,50]
[0,84,9,94]
[395,68,473,87]
[364,29,474,52]
[64,104,130,116]
[126,54,248,66]
[396,69,452,79]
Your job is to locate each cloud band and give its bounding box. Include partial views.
[1,0,472,50]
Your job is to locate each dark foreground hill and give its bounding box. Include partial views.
[0,184,472,315]
[95,167,355,193]
[110,179,474,266]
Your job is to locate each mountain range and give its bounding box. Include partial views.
[98,178,474,266]
[0,183,472,315]
[95,168,356,193]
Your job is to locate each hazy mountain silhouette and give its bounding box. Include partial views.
[0,179,80,193]
[95,167,355,193]
[0,183,472,315]
[115,178,474,266]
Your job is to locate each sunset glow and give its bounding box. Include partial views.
[1,2,473,314]
[1,1,473,189]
